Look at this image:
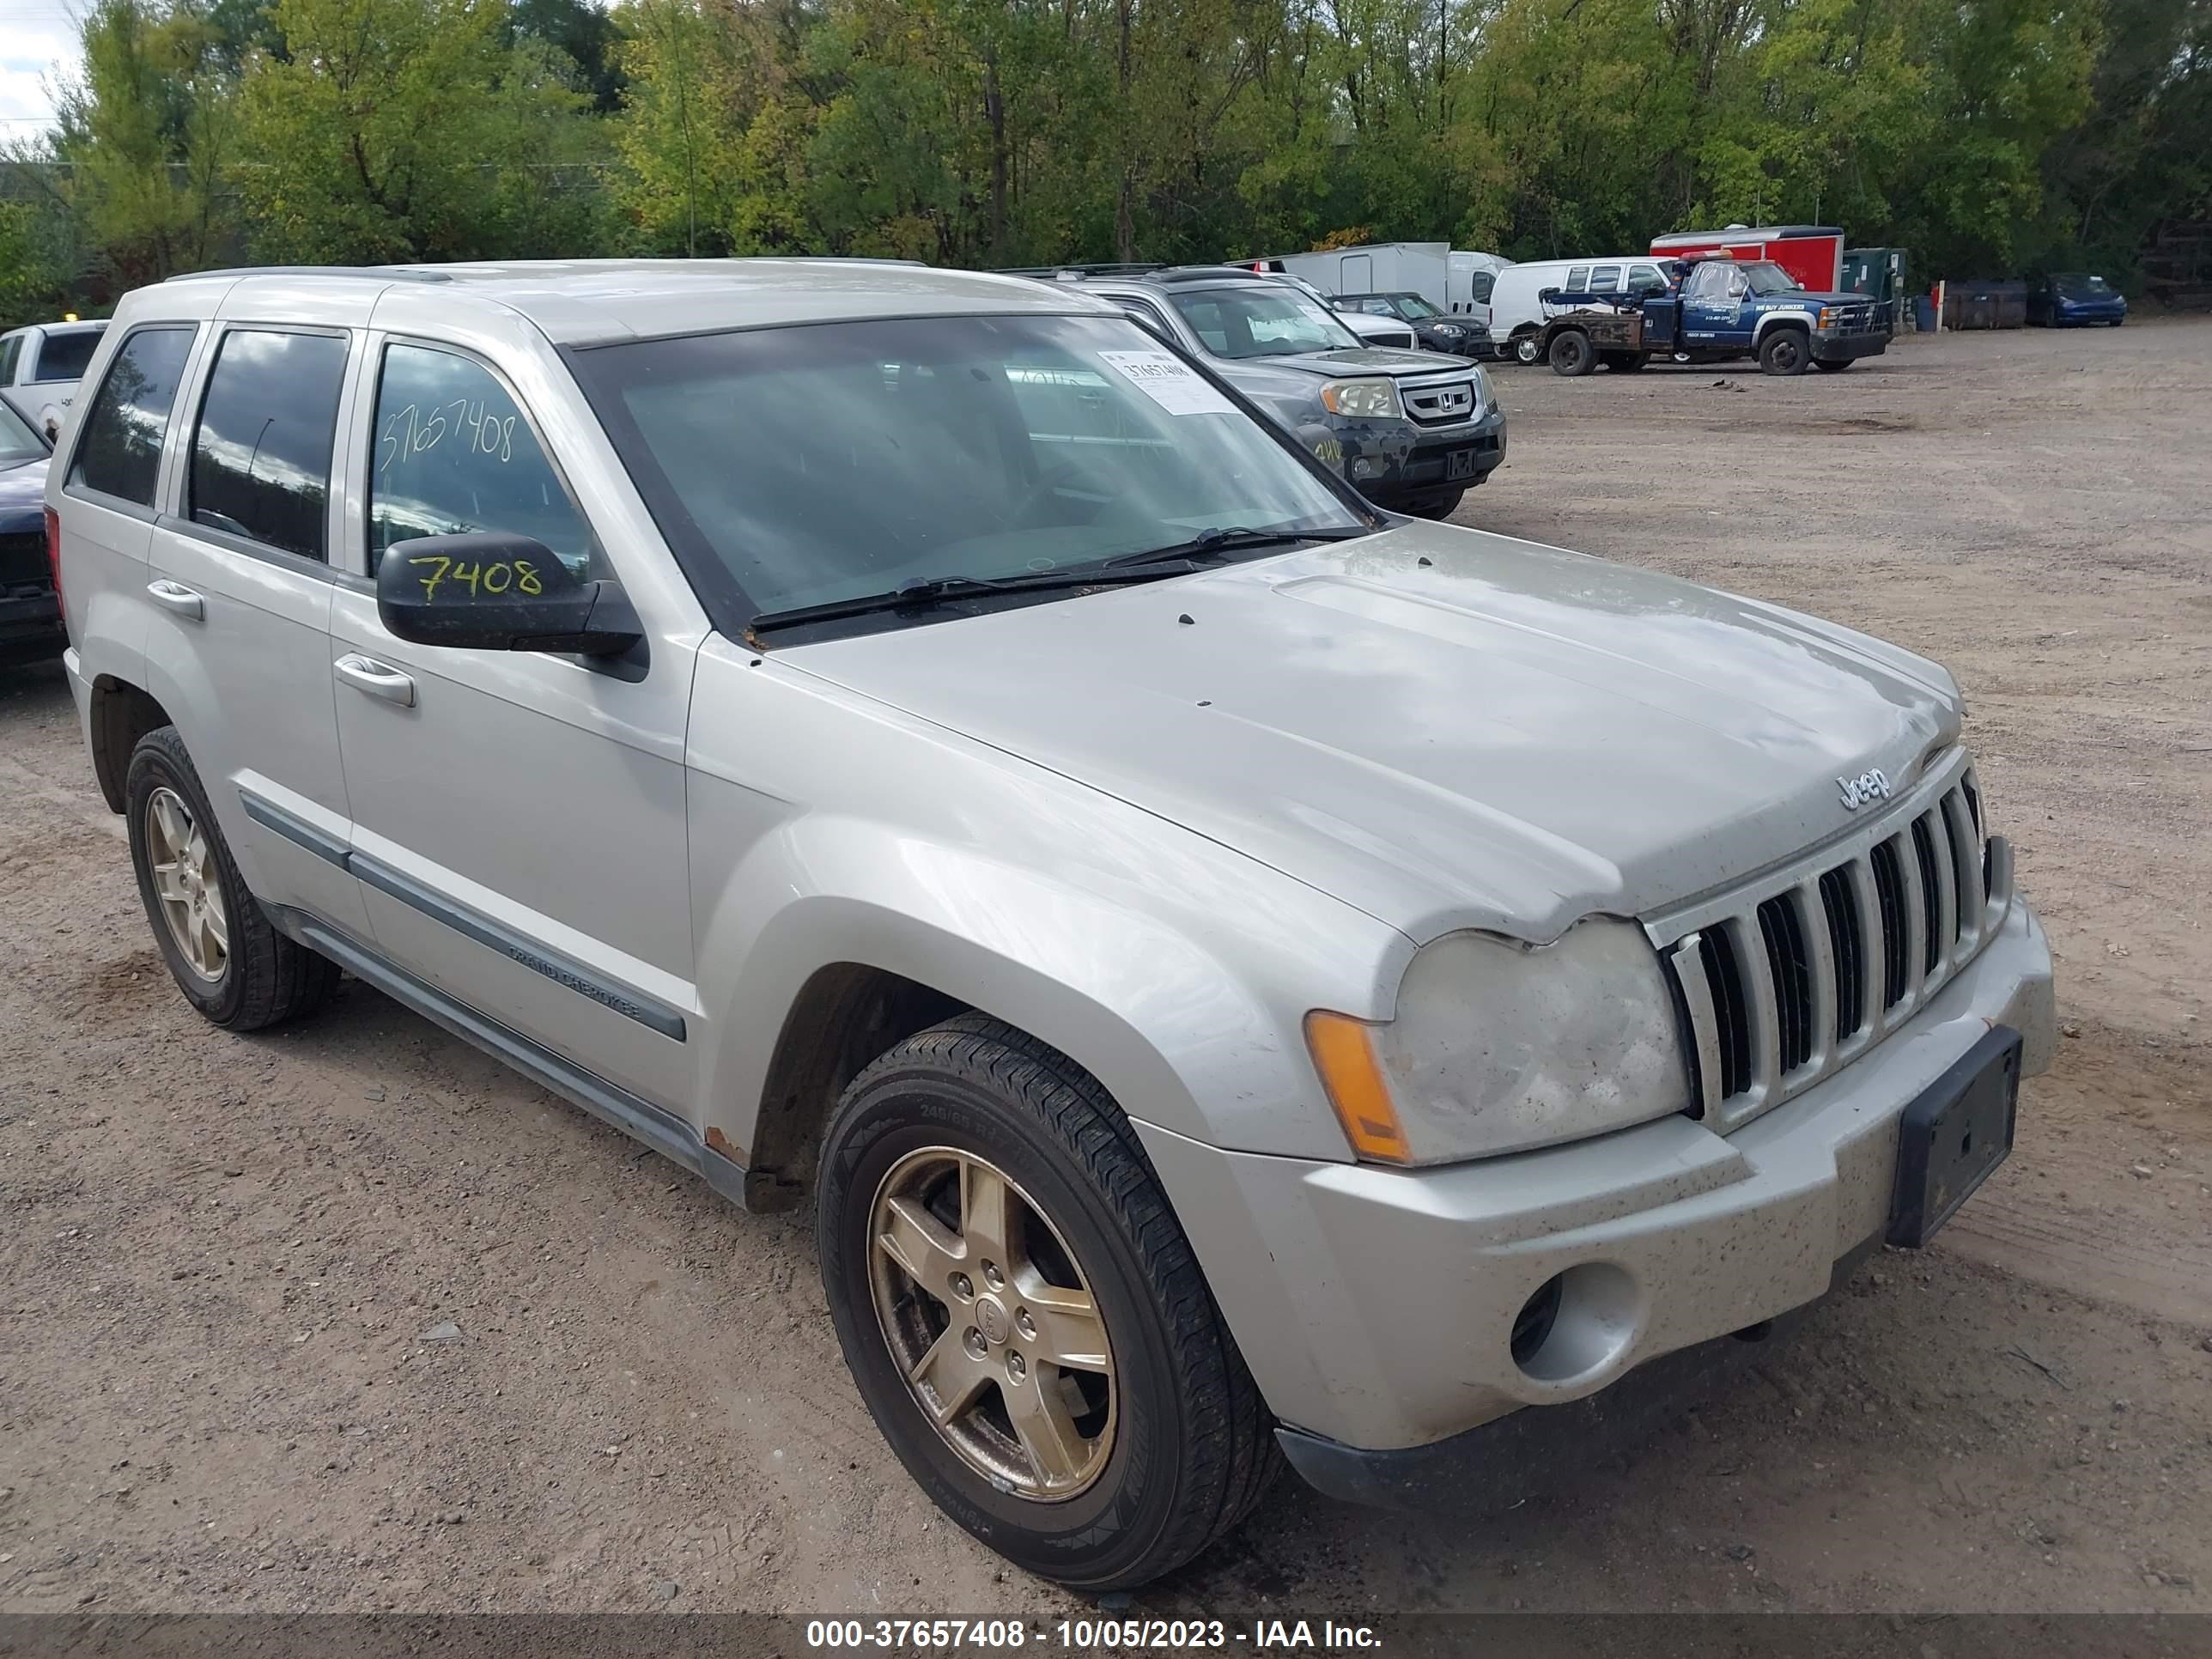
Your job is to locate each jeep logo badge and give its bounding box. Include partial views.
[1838,768,1892,811]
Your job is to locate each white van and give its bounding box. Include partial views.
[1489,255,1673,363]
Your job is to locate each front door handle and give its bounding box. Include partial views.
[334,653,416,708]
[146,580,204,621]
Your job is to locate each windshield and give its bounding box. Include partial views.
[1741,262,1802,296]
[2054,273,2112,296]
[0,397,43,462]
[31,328,102,383]
[1168,288,1362,358]
[1395,295,1443,319]
[568,313,1365,628]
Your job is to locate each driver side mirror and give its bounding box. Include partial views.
[376,532,645,660]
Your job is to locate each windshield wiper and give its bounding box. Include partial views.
[749,565,1206,634]
[1098,524,1371,569]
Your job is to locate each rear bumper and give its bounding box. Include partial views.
[1137,897,2053,1462]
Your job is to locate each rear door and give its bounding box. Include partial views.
[144,314,371,936]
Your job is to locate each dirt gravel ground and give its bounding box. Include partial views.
[1,319,2208,1619]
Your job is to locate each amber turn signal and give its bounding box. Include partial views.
[1304,1010,1412,1164]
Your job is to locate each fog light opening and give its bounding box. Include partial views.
[1511,1261,1641,1386]
[1510,1275,1565,1366]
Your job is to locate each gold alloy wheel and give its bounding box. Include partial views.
[867,1146,1116,1500]
[146,786,228,982]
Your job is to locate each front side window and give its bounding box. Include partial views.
[1468,272,1497,304]
[0,336,19,384]
[368,343,602,579]
[33,329,103,383]
[68,325,197,508]
[1628,264,1667,294]
[189,329,349,560]
[1168,289,1359,359]
[568,312,1364,628]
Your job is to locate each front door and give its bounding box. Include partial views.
[328,337,697,1110]
[1681,261,1751,346]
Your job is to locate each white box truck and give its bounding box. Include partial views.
[1265,243,1512,327]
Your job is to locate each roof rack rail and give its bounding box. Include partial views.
[163,265,454,284]
[994,262,1164,280]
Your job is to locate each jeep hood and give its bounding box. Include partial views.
[784,523,1963,943]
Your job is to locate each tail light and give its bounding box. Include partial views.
[45,505,64,627]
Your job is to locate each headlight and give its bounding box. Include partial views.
[1305,920,1691,1164]
[1319,378,1403,418]
[1817,307,1837,327]
[1435,324,1464,337]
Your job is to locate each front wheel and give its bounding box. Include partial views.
[817,1015,1278,1589]
[1549,330,1595,376]
[1511,331,1543,365]
[1813,356,1855,373]
[1759,329,1811,374]
[1402,489,1466,520]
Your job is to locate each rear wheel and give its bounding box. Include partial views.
[1548,330,1595,376]
[125,726,339,1030]
[817,1015,1278,1590]
[1758,328,1811,374]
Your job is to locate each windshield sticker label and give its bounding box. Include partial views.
[1096,350,1237,416]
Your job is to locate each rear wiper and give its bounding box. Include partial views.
[749,565,1205,634]
[1097,524,1372,569]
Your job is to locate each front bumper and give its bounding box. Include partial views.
[0,586,64,665]
[1813,325,1889,362]
[1356,404,1508,505]
[1134,896,2053,1466]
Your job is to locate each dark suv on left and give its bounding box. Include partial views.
[1048,266,1505,520]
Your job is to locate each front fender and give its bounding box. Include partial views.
[1752,308,1816,343]
[682,637,1411,1169]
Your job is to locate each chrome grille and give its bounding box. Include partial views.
[1653,757,2012,1130]
[1402,379,1478,425]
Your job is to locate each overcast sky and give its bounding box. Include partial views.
[1,3,78,140]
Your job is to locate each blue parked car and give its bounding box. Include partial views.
[0,396,60,668]
[2027,272,2127,327]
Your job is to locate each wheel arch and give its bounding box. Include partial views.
[1752,309,1814,345]
[88,674,174,813]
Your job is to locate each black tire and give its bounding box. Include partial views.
[2107,318,2124,327]
[1759,328,1811,375]
[1549,330,1595,376]
[817,1014,1278,1590]
[1403,489,1465,520]
[1601,350,1647,372]
[125,726,339,1030]
[1813,357,1855,372]
[1510,330,1543,365]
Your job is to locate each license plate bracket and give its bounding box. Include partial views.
[1446,447,1479,480]
[1887,1024,2022,1248]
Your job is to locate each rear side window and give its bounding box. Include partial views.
[0,336,19,383]
[1590,264,1622,291]
[68,325,197,508]
[188,329,350,560]
[368,342,600,579]
[33,330,102,382]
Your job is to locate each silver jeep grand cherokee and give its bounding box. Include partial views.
[48,260,2055,1590]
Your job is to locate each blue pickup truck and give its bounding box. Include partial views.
[1530,257,1890,375]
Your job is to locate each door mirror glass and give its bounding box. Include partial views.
[375,530,644,659]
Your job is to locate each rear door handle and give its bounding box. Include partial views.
[334,653,416,708]
[146,580,204,621]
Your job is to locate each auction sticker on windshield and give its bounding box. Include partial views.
[1096,349,1237,416]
